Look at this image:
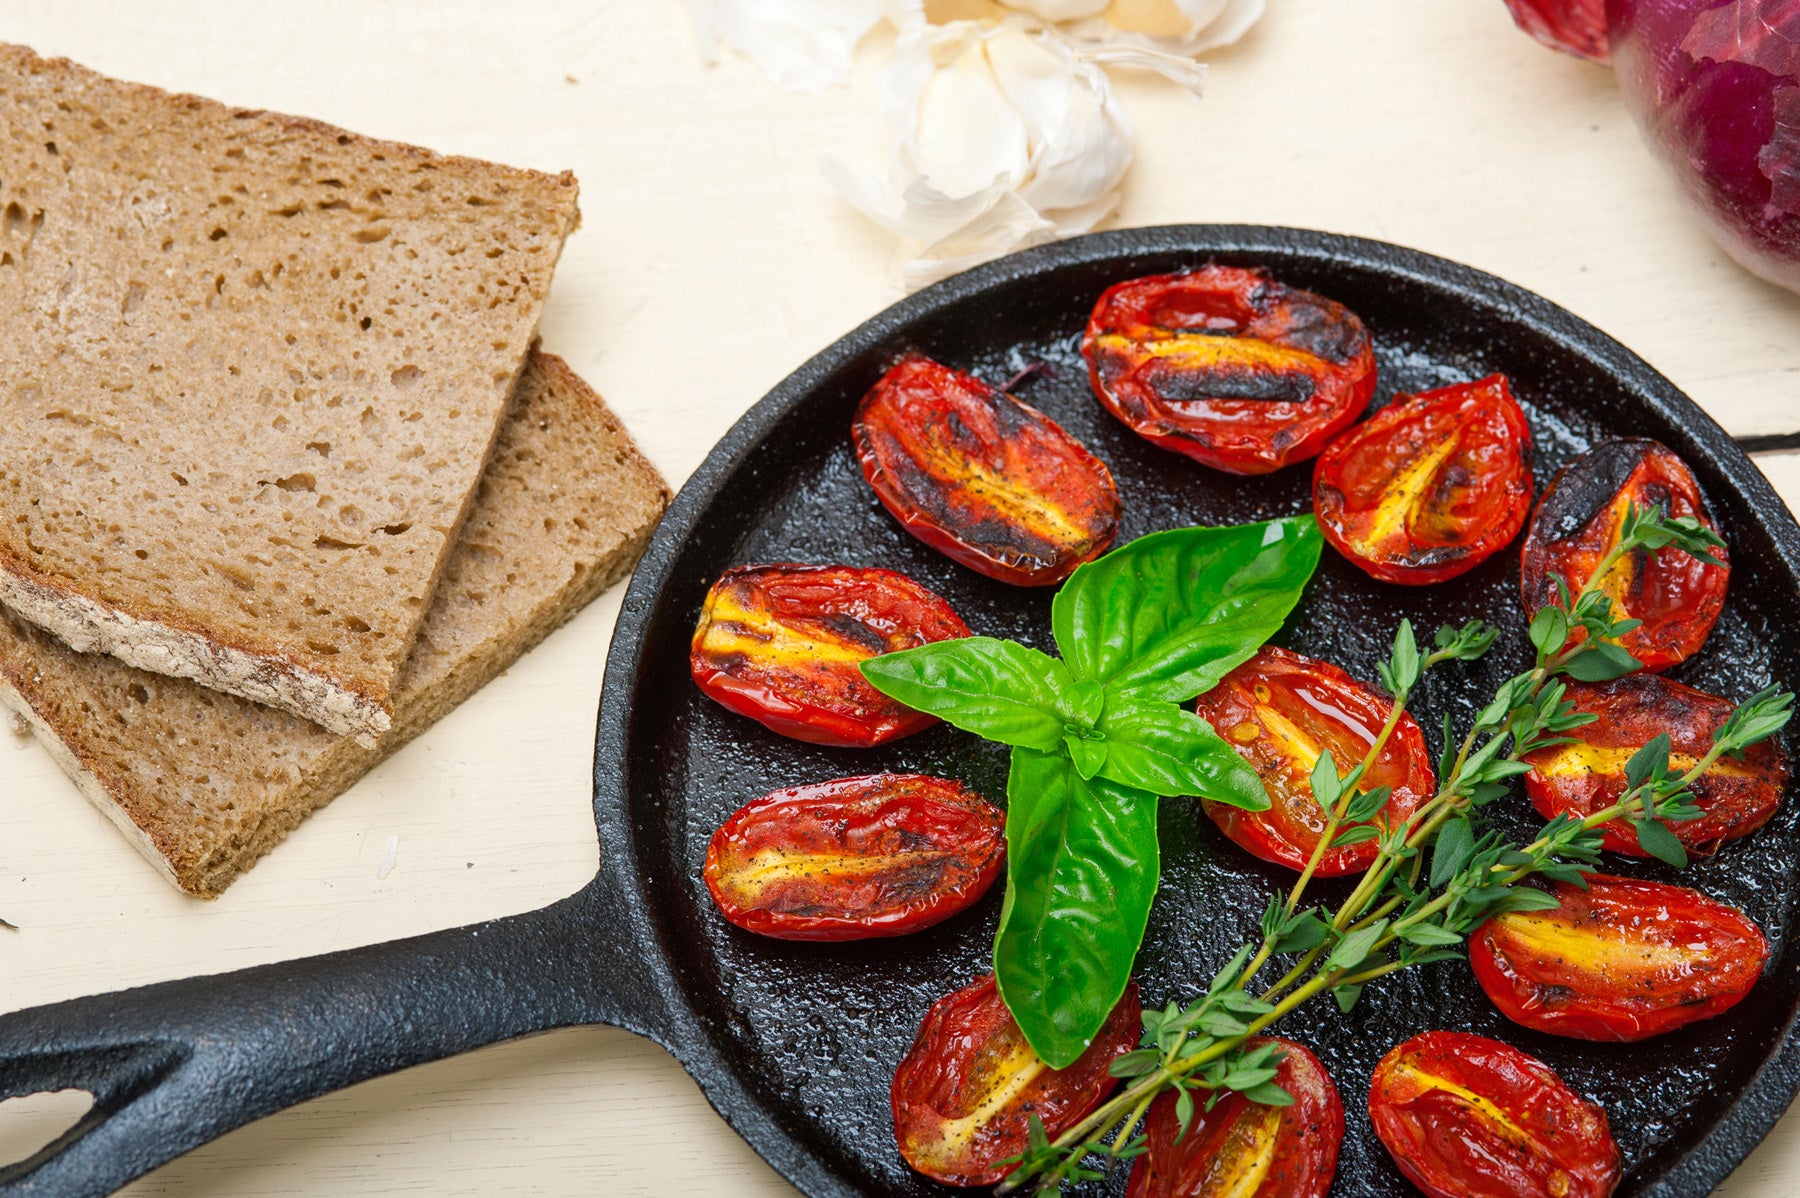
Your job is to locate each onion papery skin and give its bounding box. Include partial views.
[1609,0,1800,293]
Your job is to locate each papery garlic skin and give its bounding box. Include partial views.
[998,0,1112,19]
[689,0,888,93]
[1065,0,1265,56]
[827,20,1136,289]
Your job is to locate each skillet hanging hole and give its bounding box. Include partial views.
[0,1089,94,1168]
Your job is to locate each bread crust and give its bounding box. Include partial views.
[0,349,669,896]
[0,44,580,739]
[0,546,390,740]
[0,44,580,205]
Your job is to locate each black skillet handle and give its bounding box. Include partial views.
[0,882,670,1198]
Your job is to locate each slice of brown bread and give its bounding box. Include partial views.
[0,44,580,741]
[0,348,669,897]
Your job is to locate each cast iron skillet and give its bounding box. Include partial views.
[2,225,1799,1198]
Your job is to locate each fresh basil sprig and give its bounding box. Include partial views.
[996,747,1162,1067]
[862,516,1323,1066]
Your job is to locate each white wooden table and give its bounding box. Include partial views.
[3,0,1798,1193]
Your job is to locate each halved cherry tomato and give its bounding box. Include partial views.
[853,353,1121,586]
[1369,1030,1620,1198]
[1524,676,1789,857]
[690,564,969,746]
[1194,647,1434,876]
[1312,374,1534,585]
[1520,438,1730,671]
[1469,874,1769,1041]
[1082,266,1377,475]
[703,773,1004,941]
[1127,1036,1343,1198]
[892,975,1139,1186]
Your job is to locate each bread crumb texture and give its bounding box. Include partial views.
[0,350,669,896]
[0,44,579,737]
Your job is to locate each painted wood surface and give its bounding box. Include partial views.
[2,0,1797,1192]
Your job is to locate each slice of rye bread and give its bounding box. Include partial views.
[0,348,669,897]
[0,44,580,742]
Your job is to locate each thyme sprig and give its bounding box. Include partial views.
[997,503,1790,1195]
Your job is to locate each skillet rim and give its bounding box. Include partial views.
[590,222,1800,1198]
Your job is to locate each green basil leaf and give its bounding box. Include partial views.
[1065,734,1107,779]
[1059,678,1106,727]
[1330,825,1381,848]
[994,746,1160,1069]
[1051,518,1323,702]
[1094,698,1270,808]
[860,637,1070,750]
[1332,983,1364,1014]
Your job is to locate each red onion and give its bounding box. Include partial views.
[1611,0,1800,291]
[1505,0,1611,60]
[1503,0,1800,294]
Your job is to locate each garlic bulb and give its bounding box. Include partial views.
[688,0,1265,287]
[688,0,888,93]
[825,19,1135,289]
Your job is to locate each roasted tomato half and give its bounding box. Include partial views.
[1524,676,1789,857]
[690,564,969,746]
[704,773,1004,941]
[1312,375,1534,585]
[892,975,1139,1186]
[1082,266,1377,475]
[1521,438,1729,671]
[1195,647,1435,876]
[1370,1030,1620,1198]
[1128,1036,1343,1198]
[853,353,1121,586]
[1470,874,1769,1041]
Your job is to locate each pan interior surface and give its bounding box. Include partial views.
[608,229,1800,1197]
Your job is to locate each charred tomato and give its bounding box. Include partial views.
[892,974,1139,1186]
[1521,438,1729,671]
[703,773,1004,941]
[1369,1030,1620,1198]
[1082,266,1377,475]
[1313,374,1534,585]
[1194,647,1434,876]
[853,353,1120,586]
[1470,874,1769,1041]
[1524,676,1789,857]
[1127,1036,1343,1198]
[690,564,969,746]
